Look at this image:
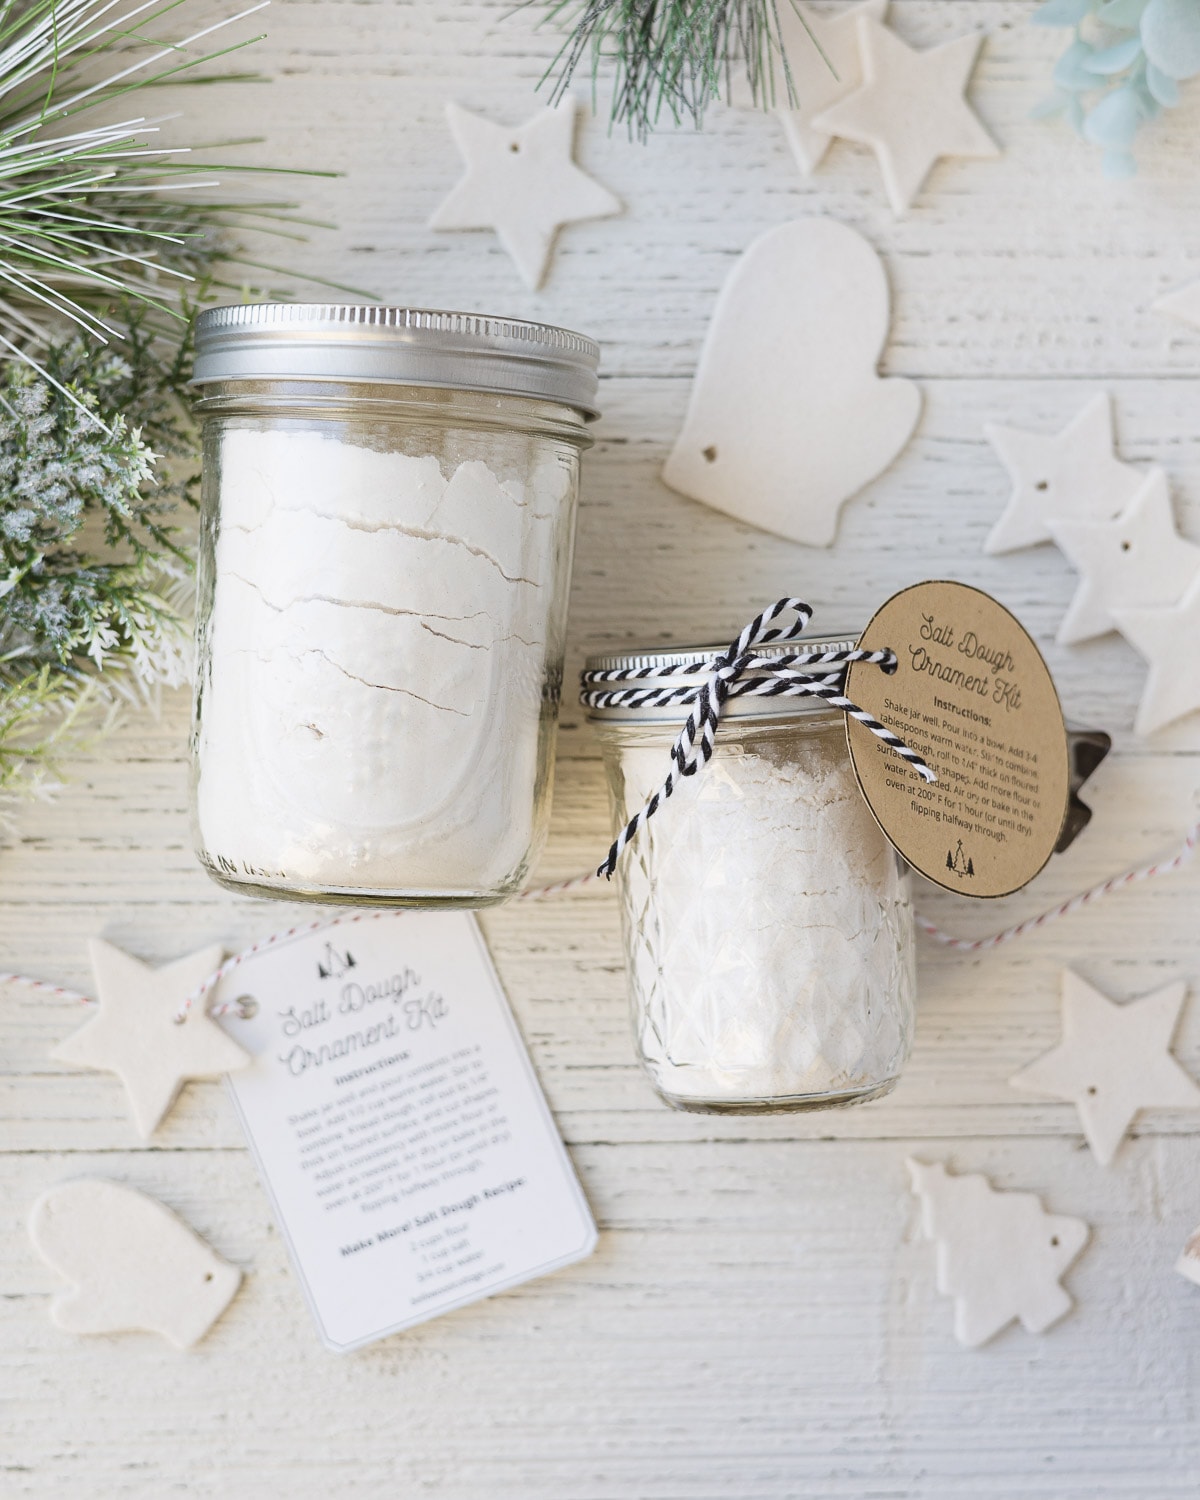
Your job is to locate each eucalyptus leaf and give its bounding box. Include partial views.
[1146,61,1181,103]
[1141,0,1200,79]
[1034,0,1095,23]
[1055,39,1101,90]
[1083,85,1144,145]
[1097,0,1151,25]
[1084,35,1146,72]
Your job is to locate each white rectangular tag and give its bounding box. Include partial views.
[217,911,596,1352]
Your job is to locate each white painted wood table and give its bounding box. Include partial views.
[5,2,1200,1493]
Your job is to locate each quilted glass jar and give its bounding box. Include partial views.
[588,636,917,1114]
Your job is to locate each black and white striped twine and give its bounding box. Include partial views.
[580,597,936,879]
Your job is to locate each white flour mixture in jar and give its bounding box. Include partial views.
[189,305,597,903]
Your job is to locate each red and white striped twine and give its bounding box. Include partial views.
[915,820,1200,953]
[4,822,1197,1021]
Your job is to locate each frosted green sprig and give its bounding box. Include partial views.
[1034,0,1200,177]
[0,314,194,825]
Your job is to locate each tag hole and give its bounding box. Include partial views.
[1050,1236,1059,1247]
[237,995,258,1020]
[509,141,520,153]
[172,1013,187,1027]
[881,655,899,676]
[702,445,718,463]
[204,1272,213,1282]
[1035,480,1049,492]
[1087,1084,1097,1095]
[1121,540,1131,552]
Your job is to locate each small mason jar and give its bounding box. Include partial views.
[587,635,917,1113]
[189,305,597,905]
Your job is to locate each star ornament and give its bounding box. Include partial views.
[1114,572,1200,736]
[52,939,249,1138]
[811,17,999,214]
[1048,467,1200,646]
[984,392,1144,556]
[728,0,888,176]
[1010,971,1200,1167]
[430,98,621,291]
[1156,279,1200,333]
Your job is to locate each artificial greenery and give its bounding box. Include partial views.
[1035,0,1200,176]
[0,0,293,396]
[535,0,817,137]
[0,310,198,819]
[0,0,319,823]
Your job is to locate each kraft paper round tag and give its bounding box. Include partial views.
[844,581,1070,898]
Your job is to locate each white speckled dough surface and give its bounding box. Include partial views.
[5,2,1200,1495]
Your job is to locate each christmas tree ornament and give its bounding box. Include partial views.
[1113,572,1200,735]
[662,219,920,548]
[1048,467,1200,645]
[429,98,620,290]
[29,1179,241,1348]
[811,17,999,214]
[728,0,888,176]
[51,939,249,1138]
[1177,1226,1200,1287]
[907,1158,1089,1348]
[984,391,1144,555]
[1010,971,1200,1165]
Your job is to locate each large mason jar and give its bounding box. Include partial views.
[587,635,917,1113]
[189,305,597,905]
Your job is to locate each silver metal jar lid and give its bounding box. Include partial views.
[583,631,863,723]
[191,304,601,417]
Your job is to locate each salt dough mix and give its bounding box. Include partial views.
[30,1179,241,1349]
[194,425,573,897]
[611,727,916,1107]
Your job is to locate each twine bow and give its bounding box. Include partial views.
[580,597,937,879]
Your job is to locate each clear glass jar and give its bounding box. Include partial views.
[189,306,596,905]
[589,640,917,1114]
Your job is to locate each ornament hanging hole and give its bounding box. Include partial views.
[702,445,718,464]
[237,995,258,1020]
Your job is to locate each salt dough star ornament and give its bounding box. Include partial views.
[729,0,888,175]
[430,98,620,291]
[907,1158,1088,1348]
[811,18,999,214]
[1177,1226,1200,1288]
[985,392,1144,555]
[1156,279,1200,332]
[1114,572,1200,735]
[52,939,248,1138]
[1048,467,1200,645]
[1010,971,1200,1166]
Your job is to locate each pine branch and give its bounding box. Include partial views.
[534,0,815,137]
